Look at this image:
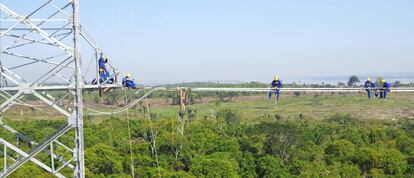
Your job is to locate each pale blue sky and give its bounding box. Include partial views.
[3,0,414,84]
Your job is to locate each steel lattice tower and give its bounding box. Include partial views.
[0,0,120,177]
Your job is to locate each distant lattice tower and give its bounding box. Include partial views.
[0,1,120,177]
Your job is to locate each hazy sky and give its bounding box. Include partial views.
[3,0,414,84]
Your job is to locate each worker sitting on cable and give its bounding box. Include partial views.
[379,79,390,99]
[122,73,136,88]
[364,78,376,100]
[268,76,282,101]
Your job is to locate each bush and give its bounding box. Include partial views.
[216,109,241,125]
[257,155,289,178]
[325,140,355,164]
[340,164,361,177]
[85,143,124,175]
[190,154,239,178]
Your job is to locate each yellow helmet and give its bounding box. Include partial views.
[274,76,279,81]
[381,79,385,83]
[367,78,371,81]
[126,73,132,78]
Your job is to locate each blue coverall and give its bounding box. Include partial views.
[268,80,282,101]
[380,82,391,99]
[98,53,107,70]
[364,81,376,99]
[122,77,136,88]
[99,69,111,83]
[98,53,113,84]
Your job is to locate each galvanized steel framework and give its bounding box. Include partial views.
[0,0,120,177]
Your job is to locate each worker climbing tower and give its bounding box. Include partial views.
[0,1,120,177]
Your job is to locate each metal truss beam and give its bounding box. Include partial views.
[0,123,72,177]
[0,28,72,31]
[0,84,122,91]
[0,19,69,22]
[0,4,73,54]
[0,121,75,169]
[0,139,66,178]
[2,51,74,68]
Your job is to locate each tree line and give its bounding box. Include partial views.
[1,110,414,177]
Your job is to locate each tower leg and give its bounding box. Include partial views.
[72,0,85,177]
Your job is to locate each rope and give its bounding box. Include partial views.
[373,97,379,174]
[144,96,161,178]
[124,90,135,178]
[85,87,165,115]
[82,51,96,79]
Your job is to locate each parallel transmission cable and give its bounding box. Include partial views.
[144,97,162,178]
[85,87,166,115]
[124,90,135,178]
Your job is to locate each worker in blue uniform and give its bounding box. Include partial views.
[98,52,108,70]
[379,79,390,99]
[99,69,111,83]
[98,52,113,84]
[122,73,136,88]
[269,76,282,101]
[364,78,376,100]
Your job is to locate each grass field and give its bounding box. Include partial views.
[4,92,414,123]
[81,92,414,123]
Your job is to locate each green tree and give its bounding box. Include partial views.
[261,121,300,163]
[307,124,331,146]
[325,140,355,164]
[347,75,360,87]
[190,153,239,178]
[340,164,361,178]
[85,143,124,175]
[377,148,407,176]
[257,155,289,178]
[236,153,257,178]
[407,152,414,177]
[369,168,386,178]
[216,109,241,126]
[164,171,196,178]
[354,147,374,174]
[343,128,370,146]
[369,127,388,144]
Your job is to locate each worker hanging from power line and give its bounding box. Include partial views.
[379,79,390,99]
[364,78,376,100]
[268,76,282,101]
[122,73,137,88]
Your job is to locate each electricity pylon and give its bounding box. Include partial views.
[0,1,120,177]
